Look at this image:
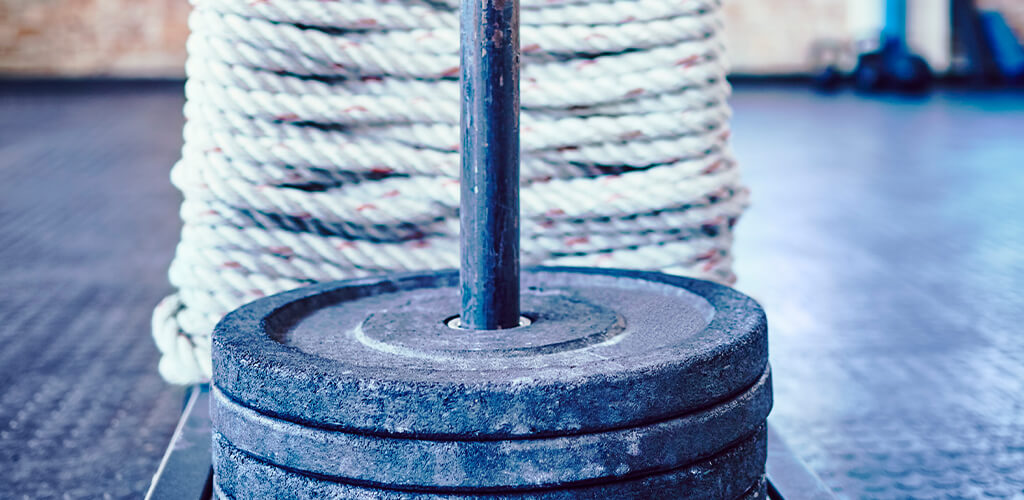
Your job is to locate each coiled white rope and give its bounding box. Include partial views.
[153,0,747,384]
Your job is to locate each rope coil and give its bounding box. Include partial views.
[154,0,747,384]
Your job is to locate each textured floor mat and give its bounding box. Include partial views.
[732,87,1024,499]
[1,83,1023,499]
[0,82,186,499]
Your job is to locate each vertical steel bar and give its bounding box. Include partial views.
[883,0,907,47]
[459,0,521,330]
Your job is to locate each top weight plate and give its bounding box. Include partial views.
[212,267,768,438]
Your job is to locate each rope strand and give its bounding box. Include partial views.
[154,0,746,384]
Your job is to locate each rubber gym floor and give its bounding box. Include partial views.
[0,81,1022,499]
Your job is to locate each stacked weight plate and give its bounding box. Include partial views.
[211,267,772,499]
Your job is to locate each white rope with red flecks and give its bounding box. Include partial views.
[153,0,748,384]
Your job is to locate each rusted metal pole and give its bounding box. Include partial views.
[459,0,521,330]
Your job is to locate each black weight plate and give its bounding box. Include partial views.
[212,425,768,500]
[212,366,771,488]
[213,267,768,437]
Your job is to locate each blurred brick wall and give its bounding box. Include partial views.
[0,0,189,77]
[0,0,860,77]
[2,0,1016,78]
[723,0,850,74]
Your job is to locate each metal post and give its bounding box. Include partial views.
[459,0,521,330]
[883,0,907,48]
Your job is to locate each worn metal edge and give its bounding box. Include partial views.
[765,423,836,500]
[146,384,214,500]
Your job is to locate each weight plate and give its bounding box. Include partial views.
[213,267,768,437]
[212,365,770,488]
[212,425,767,500]
[739,476,768,500]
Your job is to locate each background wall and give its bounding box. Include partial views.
[0,0,189,77]
[0,0,1019,78]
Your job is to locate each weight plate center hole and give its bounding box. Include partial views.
[444,315,533,330]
